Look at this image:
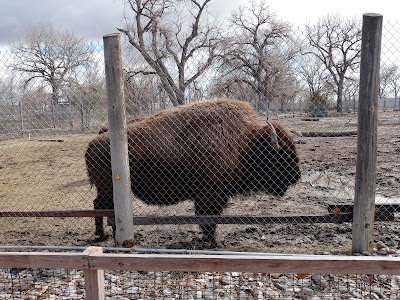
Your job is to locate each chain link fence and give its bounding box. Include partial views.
[0,16,399,253]
[3,268,399,299]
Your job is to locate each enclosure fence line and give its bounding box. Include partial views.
[0,14,399,254]
[102,14,382,251]
[1,246,400,299]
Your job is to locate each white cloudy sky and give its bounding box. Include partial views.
[0,0,397,47]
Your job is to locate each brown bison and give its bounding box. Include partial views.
[98,117,145,134]
[85,98,301,246]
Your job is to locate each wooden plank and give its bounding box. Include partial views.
[106,214,354,226]
[84,247,105,300]
[300,118,319,121]
[103,33,135,247]
[126,214,353,225]
[0,211,353,225]
[88,253,400,275]
[300,131,357,137]
[328,204,395,221]
[0,252,87,269]
[352,13,383,253]
[0,210,114,218]
[1,250,400,276]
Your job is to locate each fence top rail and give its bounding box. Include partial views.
[0,251,88,269]
[87,253,400,275]
[1,248,400,275]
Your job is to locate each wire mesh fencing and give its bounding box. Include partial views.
[3,268,400,299]
[0,13,399,253]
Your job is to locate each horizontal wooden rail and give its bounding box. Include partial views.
[0,209,393,224]
[0,210,353,224]
[127,213,353,225]
[88,253,400,275]
[0,210,115,218]
[1,247,400,275]
[0,252,88,269]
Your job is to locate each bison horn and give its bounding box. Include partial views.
[266,121,280,150]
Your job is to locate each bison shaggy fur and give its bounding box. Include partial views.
[85,98,301,246]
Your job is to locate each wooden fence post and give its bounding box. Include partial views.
[352,13,383,253]
[84,246,105,300]
[103,33,135,247]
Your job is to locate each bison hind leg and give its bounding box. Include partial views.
[194,195,228,248]
[94,216,105,237]
[199,225,218,248]
[93,194,113,239]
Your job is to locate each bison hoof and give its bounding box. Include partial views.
[192,237,219,249]
[205,240,219,249]
[94,233,109,241]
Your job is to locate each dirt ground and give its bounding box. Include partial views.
[0,111,399,254]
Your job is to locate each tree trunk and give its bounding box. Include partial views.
[337,78,344,113]
[51,91,57,129]
[176,88,185,106]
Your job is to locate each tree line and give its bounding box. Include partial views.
[1,0,399,132]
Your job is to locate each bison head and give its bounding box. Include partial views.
[242,122,301,197]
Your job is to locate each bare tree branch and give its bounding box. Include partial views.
[303,14,362,112]
[10,24,91,127]
[219,0,297,113]
[119,0,223,106]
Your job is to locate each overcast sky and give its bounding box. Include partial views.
[0,0,397,47]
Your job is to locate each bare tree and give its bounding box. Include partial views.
[389,65,400,109]
[380,64,400,110]
[0,75,20,106]
[124,72,165,116]
[343,76,359,112]
[221,0,296,114]
[10,24,91,127]
[119,0,225,106]
[304,14,362,112]
[380,64,397,98]
[297,54,333,115]
[64,53,107,130]
[297,55,330,99]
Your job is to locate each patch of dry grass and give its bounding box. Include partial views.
[0,134,95,211]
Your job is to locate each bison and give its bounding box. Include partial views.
[98,117,145,135]
[85,98,301,246]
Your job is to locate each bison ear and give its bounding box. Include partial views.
[250,123,280,151]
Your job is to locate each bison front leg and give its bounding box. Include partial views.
[194,196,228,248]
[93,198,105,237]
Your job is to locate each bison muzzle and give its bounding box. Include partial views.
[85,98,301,246]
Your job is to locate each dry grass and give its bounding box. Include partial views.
[0,134,95,211]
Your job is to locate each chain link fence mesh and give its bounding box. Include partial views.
[2,268,400,299]
[0,17,399,253]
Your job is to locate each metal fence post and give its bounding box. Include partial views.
[352,13,383,253]
[103,33,135,247]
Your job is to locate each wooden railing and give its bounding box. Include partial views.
[1,246,400,299]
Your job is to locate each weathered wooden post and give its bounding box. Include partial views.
[352,13,382,253]
[103,33,135,247]
[84,246,105,300]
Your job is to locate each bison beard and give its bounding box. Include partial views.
[85,98,301,246]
